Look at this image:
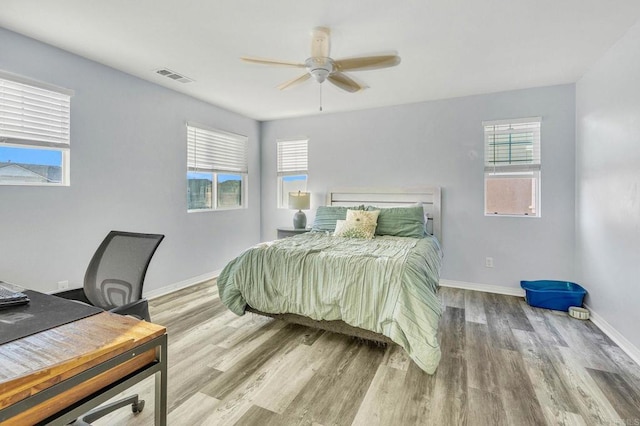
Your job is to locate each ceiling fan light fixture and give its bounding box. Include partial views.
[311,69,330,83]
[305,57,333,83]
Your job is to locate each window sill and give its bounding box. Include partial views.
[0,182,69,187]
[188,207,246,213]
[484,213,540,218]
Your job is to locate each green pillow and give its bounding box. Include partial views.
[311,205,364,232]
[366,204,425,238]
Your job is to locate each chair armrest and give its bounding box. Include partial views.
[51,287,92,305]
[110,298,151,322]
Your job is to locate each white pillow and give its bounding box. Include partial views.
[333,210,380,239]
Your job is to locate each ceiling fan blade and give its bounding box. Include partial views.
[310,26,331,58]
[334,55,401,71]
[277,73,311,90]
[327,72,367,93]
[241,56,305,68]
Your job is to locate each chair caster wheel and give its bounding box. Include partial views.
[132,400,145,413]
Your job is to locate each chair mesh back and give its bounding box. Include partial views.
[84,231,164,310]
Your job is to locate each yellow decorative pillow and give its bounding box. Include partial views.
[333,210,380,239]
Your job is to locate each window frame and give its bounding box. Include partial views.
[0,71,73,186]
[276,138,308,209]
[483,117,541,218]
[186,122,248,212]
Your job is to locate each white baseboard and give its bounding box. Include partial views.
[440,279,640,367]
[440,279,525,297]
[584,303,640,367]
[144,270,221,300]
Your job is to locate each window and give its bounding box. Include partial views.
[0,72,72,186]
[187,123,248,211]
[484,117,541,217]
[277,139,308,208]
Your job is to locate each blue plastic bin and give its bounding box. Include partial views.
[520,280,587,311]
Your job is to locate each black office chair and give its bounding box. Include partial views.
[54,230,164,425]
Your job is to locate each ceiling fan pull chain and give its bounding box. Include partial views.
[319,83,323,112]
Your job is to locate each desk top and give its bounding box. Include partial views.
[0,288,104,345]
[0,311,166,414]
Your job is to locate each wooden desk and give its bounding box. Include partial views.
[0,311,167,425]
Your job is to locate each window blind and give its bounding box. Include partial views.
[0,76,71,149]
[187,123,248,173]
[483,117,541,172]
[277,139,308,176]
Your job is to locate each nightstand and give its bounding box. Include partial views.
[277,227,311,239]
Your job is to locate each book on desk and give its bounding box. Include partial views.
[0,283,29,309]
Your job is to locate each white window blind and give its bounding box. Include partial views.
[483,117,541,172]
[0,75,71,149]
[187,123,248,173]
[277,139,308,176]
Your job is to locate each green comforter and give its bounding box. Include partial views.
[217,232,443,373]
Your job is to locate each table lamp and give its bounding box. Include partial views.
[289,191,311,229]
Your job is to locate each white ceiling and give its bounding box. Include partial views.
[2,1,640,121]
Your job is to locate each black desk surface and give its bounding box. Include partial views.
[0,288,103,345]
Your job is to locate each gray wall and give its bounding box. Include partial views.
[261,85,576,289]
[0,28,261,293]
[576,20,640,349]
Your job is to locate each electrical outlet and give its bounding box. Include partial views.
[485,257,494,268]
[57,280,69,290]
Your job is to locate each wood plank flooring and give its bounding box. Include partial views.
[95,282,640,426]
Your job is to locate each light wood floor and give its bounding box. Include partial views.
[96,281,640,426]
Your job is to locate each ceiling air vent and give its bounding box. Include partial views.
[154,68,194,84]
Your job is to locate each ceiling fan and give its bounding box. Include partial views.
[241,27,401,93]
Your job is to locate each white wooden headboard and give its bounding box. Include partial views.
[327,187,442,242]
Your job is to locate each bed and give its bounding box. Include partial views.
[217,187,443,374]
